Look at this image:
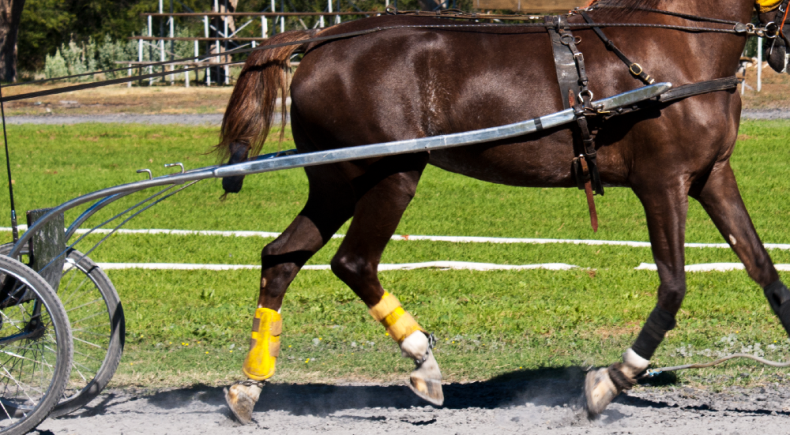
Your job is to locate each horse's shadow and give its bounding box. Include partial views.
[61,366,682,419]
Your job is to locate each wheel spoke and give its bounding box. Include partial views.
[73,336,103,350]
[0,350,54,369]
[65,298,103,315]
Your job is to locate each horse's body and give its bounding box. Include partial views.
[221,0,790,422]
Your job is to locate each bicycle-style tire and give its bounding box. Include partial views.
[0,254,72,435]
[0,244,124,417]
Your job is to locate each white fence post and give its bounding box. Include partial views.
[262,16,268,38]
[223,0,230,85]
[194,40,199,84]
[169,16,175,85]
[757,37,763,93]
[205,15,211,86]
[148,15,153,85]
[159,0,166,83]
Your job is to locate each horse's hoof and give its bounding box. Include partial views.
[409,376,444,406]
[224,381,263,425]
[584,367,618,418]
[408,348,444,406]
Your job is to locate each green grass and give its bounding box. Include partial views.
[1,120,790,388]
[2,120,789,242]
[109,268,790,388]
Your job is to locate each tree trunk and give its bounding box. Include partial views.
[0,0,25,82]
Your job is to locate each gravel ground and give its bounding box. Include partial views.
[2,109,785,126]
[34,371,790,435]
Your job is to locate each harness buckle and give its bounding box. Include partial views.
[578,89,594,104]
[593,104,610,115]
[629,63,644,76]
[765,22,780,39]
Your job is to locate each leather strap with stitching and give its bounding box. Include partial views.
[658,76,739,103]
[580,10,655,85]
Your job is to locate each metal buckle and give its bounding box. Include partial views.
[578,90,594,104]
[764,22,780,39]
[629,63,644,76]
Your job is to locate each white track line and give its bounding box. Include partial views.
[636,263,790,272]
[3,227,790,250]
[95,261,790,272]
[96,261,580,272]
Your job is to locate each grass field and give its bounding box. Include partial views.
[2,121,790,390]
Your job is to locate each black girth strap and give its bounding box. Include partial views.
[546,15,603,232]
[579,10,656,85]
[546,16,581,111]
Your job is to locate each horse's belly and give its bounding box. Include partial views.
[426,140,577,188]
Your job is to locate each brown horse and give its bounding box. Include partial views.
[220,0,790,423]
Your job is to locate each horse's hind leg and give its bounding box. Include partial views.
[225,166,355,424]
[586,180,689,417]
[328,153,444,405]
[691,161,790,331]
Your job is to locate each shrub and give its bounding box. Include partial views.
[44,49,68,80]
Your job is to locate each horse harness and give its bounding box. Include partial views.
[542,2,788,231]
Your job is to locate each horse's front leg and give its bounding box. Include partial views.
[585,180,689,417]
[692,161,790,334]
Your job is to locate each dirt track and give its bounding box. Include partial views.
[36,370,790,434]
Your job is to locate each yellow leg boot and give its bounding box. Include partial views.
[225,308,282,424]
[370,292,444,406]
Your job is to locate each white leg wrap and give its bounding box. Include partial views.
[622,348,650,378]
[400,330,429,360]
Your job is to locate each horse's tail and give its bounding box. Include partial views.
[217,29,318,194]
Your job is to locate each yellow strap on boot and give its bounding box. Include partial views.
[242,307,282,381]
[369,292,425,343]
[757,0,782,13]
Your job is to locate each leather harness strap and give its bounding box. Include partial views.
[579,10,655,85]
[545,10,740,233]
[546,16,581,112]
[546,15,601,232]
[658,77,739,103]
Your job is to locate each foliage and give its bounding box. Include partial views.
[43,49,68,79]
[18,0,207,73]
[97,35,139,79]
[44,35,143,80]
[18,0,458,76]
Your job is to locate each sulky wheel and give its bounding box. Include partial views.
[0,254,72,434]
[0,243,124,417]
